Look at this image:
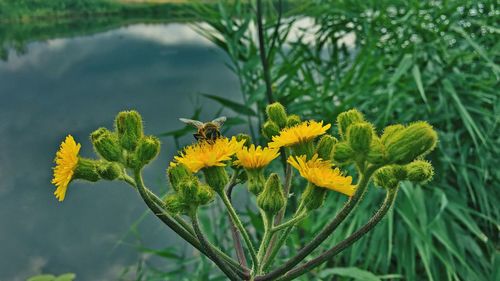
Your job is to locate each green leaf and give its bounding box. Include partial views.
[318,267,381,281]
[27,275,55,281]
[54,273,76,281]
[202,94,256,116]
[411,65,428,105]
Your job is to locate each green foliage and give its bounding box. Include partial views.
[27,273,76,281]
[188,0,499,280]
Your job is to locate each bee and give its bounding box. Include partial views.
[179,116,227,143]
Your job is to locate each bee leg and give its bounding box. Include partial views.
[193,133,202,141]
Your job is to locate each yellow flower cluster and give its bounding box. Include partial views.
[52,135,81,201]
[234,144,279,170]
[288,154,355,196]
[269,120,331,149]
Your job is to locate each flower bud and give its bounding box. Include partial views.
[203,166,229,192]
[257,173,285,215]
[91,128,122,162]
[246,169,266,195]
[136,136,160,166]
[73,158,101,182]
[373,166,399,190]
[336,109,364,139]
[406,160,434,183]
[262,121,280,140]
[332,142,354,164]
[347,122,373,154]
[164,194,187,214]
[196,184,215,205]
[302,183,327,210]
[266,102,287,128]
[235,133,252,147]
[115,110,144,151]
[315,135,337,160]
[367,137,387,165]
[178,178,199,199]
[381,124,405,145]
[97,161,122,181]
[167,164,193,192]
[386,121,438,165]
[286,114,301,128]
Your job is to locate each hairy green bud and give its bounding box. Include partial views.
[347,122,374,155]
[266,102,288,128]
[406,160,434,183]
[203,166,229,192]
[336,109,364,139]
[386,121,438,165]
[302,183,327,210]
[164,194,187,214]
[136,136,160,166]
[178,178,199,199]
[257,173,285,215]
[367,137,387,165]
[91,128,122,162]
[167,164,193,192]
[373,166,400,190]
[97,161,122,181]
[381,124,405,145]
[262,121,280,140]
[286,114,301,128]
[196,184,215,205]
[115,110,144,151]
[246,169,266,195]
[73,158,100,182]
[235,133,252,147]
[315,135,337,160]
[332,142,354,164]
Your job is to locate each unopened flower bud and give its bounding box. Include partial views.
[115,110,144,151]
[332,142,354,164]
[91,128,122,162]
[336,109,364,139]
[381,124,405,145]
[347,122,374,154]
[386,121,438,165]
[257,173,285,215]
[164,194,187,214]
[266,102,287,128]
[167,164,192,192]
[97,161,122,181]
[203,166,229,192]
[286,114,301,128]
[367,137,387,165]
[406,160,434,183]
[262,121,280,140]
[315,135,337,160]
[196,184,215,205]
[373,166,399,190]
[179,178,199,199]
[136,136,160,166]
[246,169,266,195]
[302,183,327,210]
[73,158,101,182]
[235,133,252,147]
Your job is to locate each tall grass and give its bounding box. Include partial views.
[165,0,498,280]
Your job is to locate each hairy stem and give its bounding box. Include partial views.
[257,211,274,273]
[227,173,249,270]
[276,188,399,281]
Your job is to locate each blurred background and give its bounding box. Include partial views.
[0,1,498,281]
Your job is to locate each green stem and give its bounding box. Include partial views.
[271,211,307,233]
[256,166,378,281]
[276,188,399,281]
[219,190,260,272]
[257,211,274,273]
[190,210,242,281]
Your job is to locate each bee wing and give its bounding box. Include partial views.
[211,116,227,127]
[179,118,204,128]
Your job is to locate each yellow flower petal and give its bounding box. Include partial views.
[174,137,245,173]
[269,120,331,149]
[288,154,355,196]
[234,144,280,169]
[52,135,81,201]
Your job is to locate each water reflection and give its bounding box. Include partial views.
[0,23,240,281]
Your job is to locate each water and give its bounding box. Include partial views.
[0,23,242,281]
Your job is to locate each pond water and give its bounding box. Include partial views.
[0,22,242,281]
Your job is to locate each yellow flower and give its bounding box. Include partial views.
[288,154,355,196]
[269,120,331,149]
[174,137,245,173]
[234,144,280,170]
[52,135,81,201]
